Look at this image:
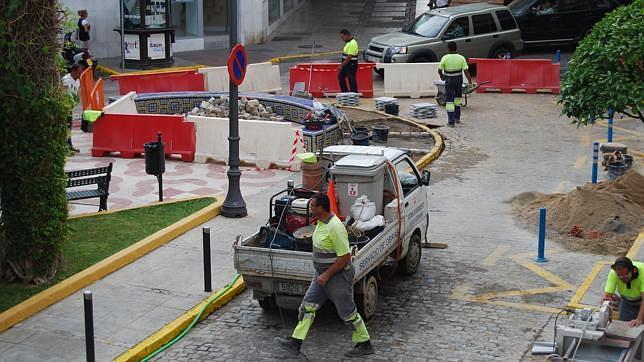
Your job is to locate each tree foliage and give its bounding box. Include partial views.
[559,0,644,124]
[0,1,71,283]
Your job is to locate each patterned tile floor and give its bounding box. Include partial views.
[65,125,293,215]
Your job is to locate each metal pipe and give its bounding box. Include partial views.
[607,108,614,143]
[203,227,212,292]
[120,0,125,71]
[83,291,95,362]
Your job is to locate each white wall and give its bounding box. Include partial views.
[61,0,122,59]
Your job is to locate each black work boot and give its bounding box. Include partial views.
[344,340,375,357]
[275,336,301,356]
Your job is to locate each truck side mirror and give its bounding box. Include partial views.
[441,34,454,41]
[421,170,431,186]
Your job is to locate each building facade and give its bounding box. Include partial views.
[61,0,306,58]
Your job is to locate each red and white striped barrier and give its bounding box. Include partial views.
[288,129,306,172]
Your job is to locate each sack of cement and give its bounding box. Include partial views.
[354,215,385,232]
[350,195,376,221]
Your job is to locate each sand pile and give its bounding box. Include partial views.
[511,171,644,255]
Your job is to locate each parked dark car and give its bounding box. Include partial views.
[508,0,629,46]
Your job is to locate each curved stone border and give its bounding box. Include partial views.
[0,196,221,334]
[338,105,445,170]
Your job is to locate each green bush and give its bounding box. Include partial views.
[559,0,644,125]
[0,1,71,283]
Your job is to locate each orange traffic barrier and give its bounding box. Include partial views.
[469,58,560,94]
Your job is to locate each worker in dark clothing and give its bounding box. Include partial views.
[337,29,359,93]
[438,41,473,127]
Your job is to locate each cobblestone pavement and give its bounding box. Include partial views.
[153,92,643,361]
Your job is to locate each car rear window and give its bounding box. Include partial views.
[495,10,517,30]
[472,13,497,35]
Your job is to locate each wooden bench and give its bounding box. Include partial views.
[65,163,113,211]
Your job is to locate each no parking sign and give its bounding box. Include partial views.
[227,44,248,86]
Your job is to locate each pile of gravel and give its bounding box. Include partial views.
[189,97,284,122]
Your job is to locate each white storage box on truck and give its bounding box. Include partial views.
[233,145,431,320]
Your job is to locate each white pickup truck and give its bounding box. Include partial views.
[233,145,431,320]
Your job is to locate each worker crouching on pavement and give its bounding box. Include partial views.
[438,41,472,127]
[337,29,359,93]
[603,256,644,327]
[276,193,374,358]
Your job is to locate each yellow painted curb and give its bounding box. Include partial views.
[0,197,222,334]
[268,49,368,65]
[101,64,208,77]
[338,105,445,170]
[114,276,246,362]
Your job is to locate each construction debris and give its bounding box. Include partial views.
[188,97,284,121]
[336,92,360,106]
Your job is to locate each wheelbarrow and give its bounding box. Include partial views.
[434,80,490,107]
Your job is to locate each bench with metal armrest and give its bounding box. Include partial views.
[65,163,112,211]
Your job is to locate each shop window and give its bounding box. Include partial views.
[172,0,200,36]
[269,0,281,24]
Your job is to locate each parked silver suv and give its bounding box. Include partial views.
[365,4,524,66]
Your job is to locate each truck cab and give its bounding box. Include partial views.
[233,146,431,320]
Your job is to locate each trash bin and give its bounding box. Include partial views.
[144,139,165,175]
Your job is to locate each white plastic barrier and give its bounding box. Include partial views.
[103,91,138,114]
[376,62,440,98]
[186,115,302,168]
[199,62,282,93]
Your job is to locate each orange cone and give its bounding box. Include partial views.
[327,179,340,217]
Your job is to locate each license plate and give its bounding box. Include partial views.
[277,281,308,295]
[365,54,379,63]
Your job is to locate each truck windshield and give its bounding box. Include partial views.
[507,0,538,16]
[403,14,449,38]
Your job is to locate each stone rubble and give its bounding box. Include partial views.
[188,97,284,122]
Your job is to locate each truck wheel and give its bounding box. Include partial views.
[258,295,278,311]
[356,275,378,321]
[436,91,446,106]
[400,233,422,275]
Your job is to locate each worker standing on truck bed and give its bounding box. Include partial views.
[276,193,375,358]
[603,256,644,327]
[438,41,472,127]
[337,29,359,93]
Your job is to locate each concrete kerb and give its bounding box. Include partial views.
[0,196,222,334]
[337,105,445,170]
[114,276,245,362]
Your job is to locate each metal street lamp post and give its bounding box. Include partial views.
[221,0,247,218]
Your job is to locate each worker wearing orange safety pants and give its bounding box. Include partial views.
[276,193,374,358]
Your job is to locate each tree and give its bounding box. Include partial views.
[0,1,71,284]
[559,0,644,125]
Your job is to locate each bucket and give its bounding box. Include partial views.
[372,124,389,143]
[384,103,399,116]
[607,162,628,180]
[351,131,370,146]
[354,127,369,137]
[302,161,325,191]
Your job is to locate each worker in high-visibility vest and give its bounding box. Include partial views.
[603,256,644,327]
[337,29,359,93]
[276,193,374,358]
[438,41,473,127]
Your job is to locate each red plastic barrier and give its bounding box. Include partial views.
[289,63,376,98]
[111,70,205,95]
[469,58,560,94]
[92,113,195,161]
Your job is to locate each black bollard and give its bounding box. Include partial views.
[203,227,212,292]
[83,291,95,362]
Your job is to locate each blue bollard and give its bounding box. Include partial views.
[607,108,614,142]
[555,49,561,63]
[535,208,548,263]
[592,142,599,184]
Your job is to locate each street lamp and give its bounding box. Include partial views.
[221,0,247,218]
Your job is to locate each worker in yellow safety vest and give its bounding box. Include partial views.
[438,41,473,127]
[603,256,644,327]
[337,29,359,93]
[276,193,375,358]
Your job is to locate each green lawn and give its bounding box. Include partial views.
[0,197,216,313]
